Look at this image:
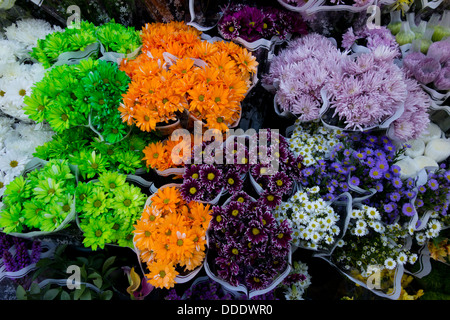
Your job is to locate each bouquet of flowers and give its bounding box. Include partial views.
[133,185,212,289]
[24,58,131,144]
[30,20,141,69]
[34,126,158,180]
[287,120,342,167]
[0,117,54,195]
[263,33,343,120]
[278,260,312,300]
[0,159,77,234]
[119,21,258,133]
[331,204,419,298]
[217,3,307,43]
[207,192,292,295]
[75,171,147,250]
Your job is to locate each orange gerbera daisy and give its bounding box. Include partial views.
[164,138,191,167]
[196,66,220,86]
[146,260,178,289]
[190,41,218,61]
[142,141,168,170]
[183,250,206,271]
[133,219,157,252]
[134,106,159,132]
[170,227,196,262]
[189,225,208,252]
[139,248,156,264]
[187,83,210,114]
[140,205,163,225]
[207,52,236,73]
[233,49,258,75]
[150,186,182,214]
[187,202,212,229]
[169,57,195,77]
[118,102,136,126]
[209,84,230,108]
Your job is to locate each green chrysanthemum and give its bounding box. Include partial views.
[115,150,145,174]
[97,171,127,192]
[75,181,95,211]
[32,177,64,203]
[0,203,25,234]
[81,217,115,251]
[2,176,31,206]
[81,187,112,218]
[111,184,146,217]
[22,199,46,229]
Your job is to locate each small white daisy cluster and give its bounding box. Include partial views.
[274,186,340,250]
[334,205,418,274]
[414,215,443,245]
[279,260,312,300]
[0,19,61,122]
[287,120,342,167]
[0,115,54,200]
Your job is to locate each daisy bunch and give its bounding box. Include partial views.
[333,204,418,281]
[0,116,54,193]
[34,126,158,179]
[273,186,341,250]
[119,21,258,133]
[208,192,292,291]
[287,120,343,167]
[0,159,77,234]
[133,186,212,289]
[76,171,147,250]
[142,133,194,173]
[24,58,131,144]
[217,3,307,42]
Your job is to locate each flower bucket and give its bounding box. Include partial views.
[155,119,182,137]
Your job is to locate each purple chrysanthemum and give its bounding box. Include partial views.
[223,170,244,195]
[199,164,223,191]
[246,219,269,244]
[267,171,293,195]
[413,57,441,84]
[427,178,439,191]
[402,202,415,217]
[369,167,383,179]
[180,178,203,203]
[434,66,450,91]
[218,15,241,40]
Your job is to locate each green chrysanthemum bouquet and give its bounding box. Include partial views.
[75,171,146,250]
[24,58,131,144]
[96,19,142,55]
[0,159,77,234]
[33,125,160,179]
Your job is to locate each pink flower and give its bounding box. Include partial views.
[434,66,450,91]
[413,57,441,84]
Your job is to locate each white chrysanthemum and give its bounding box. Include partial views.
[354,226,368,237]
[330,225,340,235]
[356,219,367,229]
[4,19,62,50]
[409,253,418,264]
[0,149,29,178]
[415,232,426,243]
[0,39,25,64]
[372,221,385,233]
[365,207,381,220]
[336,239,345,247]
[384,258,396,270]
[350,209,362,219]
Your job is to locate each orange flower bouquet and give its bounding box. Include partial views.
[119,21,258,134]
[133,185,212,289]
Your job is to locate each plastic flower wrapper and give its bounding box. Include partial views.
[273,186,342,251]
[0,159,77,234]
[133,186,212,289]
[30,20,98,69]
[217,3,307,43]
[287,120,343,167]
[263,33,344,120]
[207,192,292,296]
[76,171,146,250]
[24,58,131,144]
[331,204,419,297]
[119,21,257,133]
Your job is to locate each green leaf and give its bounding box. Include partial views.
[29,282,41,296]
[88,271,101,279]
[60,291,71,300]
[43,288,60,300]
[102,256,116,274]
[100,290,113,300]
[93,277,103,289]
[74,285,86,300]
[76,257,89,266]
[80,265,88,280]
[79,289,92,300]
[16,285,27,300]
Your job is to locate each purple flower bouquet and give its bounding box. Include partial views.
[205,193,293,299]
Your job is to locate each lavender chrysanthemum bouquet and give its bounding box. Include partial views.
[264,33,344,121]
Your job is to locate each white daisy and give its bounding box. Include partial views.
[384,258,396,270]
[409,253,418,264]
[396,252,408,265]
[427,219,442,235]
[0,149,29,178]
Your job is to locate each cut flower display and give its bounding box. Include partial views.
[119,21,258,132]
[133,185,212,289]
